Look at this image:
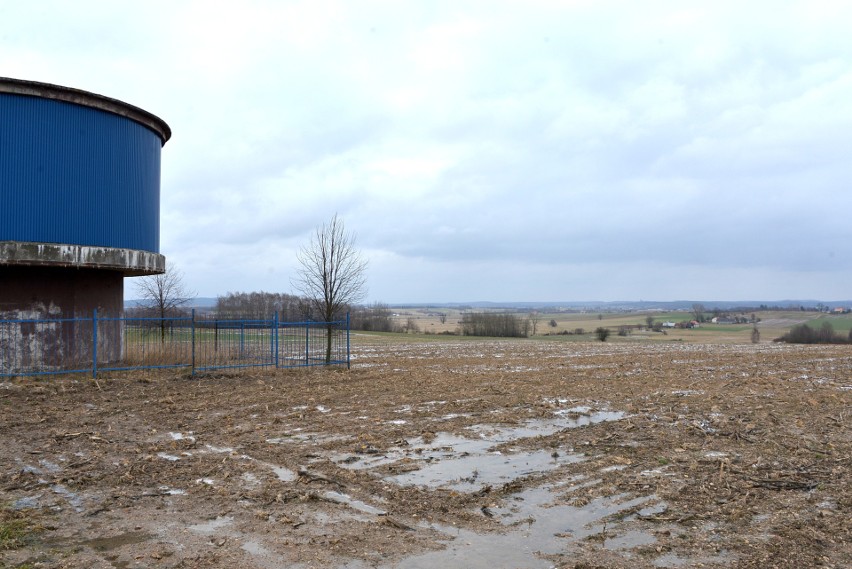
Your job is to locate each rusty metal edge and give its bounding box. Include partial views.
[0,76,171,145]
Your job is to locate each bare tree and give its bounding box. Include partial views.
[404,316,420,334]
[528,311,541,336]
[134,265,195,343]
[293,214,367,363]
[751,325,760,344]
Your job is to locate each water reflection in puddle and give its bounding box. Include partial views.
[269,405,663,568]
[394,486,659,569]
[334,409,624,492]
[83,531,153,552]
[390,442,582,490]
[331,407,664,568]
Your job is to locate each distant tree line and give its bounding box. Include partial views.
[215,291,306,321]
[460,312,529,338]
[349,302,402,333]
[775,322,852,345]
[213,293,410,333]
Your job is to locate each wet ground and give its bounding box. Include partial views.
[1,338,850,568]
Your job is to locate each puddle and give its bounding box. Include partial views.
[325,406,658,568]
[267,432,350,444]
[324,407,659,568]
[390,443,582,490]
[83,531,152,552]
[468,410,624,441]
[13,495,41,510]
[52,484,85,512]
[39,459,62,473]
[323,491,387,516]
[395,486,660,569]
[189,516,234,534]
[18,458,44,475]
[169,432,196,442]
[242,540,301,569]
[435,413,469,421]
[242,472,261,488]
[188,518,308,568]
[603,529,657,550]
[334,410,624,491]
[637,503,668,517]
[296,406,651,567]
[242,540,273,556]
[269,463,297,482]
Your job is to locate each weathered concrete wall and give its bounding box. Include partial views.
[0,267,124,372]
[0,266,124,317]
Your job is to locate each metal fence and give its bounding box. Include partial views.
[0,310,350,378]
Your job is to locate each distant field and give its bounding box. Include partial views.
[387,308,852,344]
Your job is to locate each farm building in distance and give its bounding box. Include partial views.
[0,77,170,366]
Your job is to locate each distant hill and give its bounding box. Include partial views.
[124,298,852,312]
[390,300,852,311]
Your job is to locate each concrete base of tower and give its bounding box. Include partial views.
[0,266,125,370]
[0,243,166,373]
[0,241,165,276]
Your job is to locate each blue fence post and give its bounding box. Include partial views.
[346,312,351,370]
[305,323,310,365]
[92,308,98,379]
[191,308,196,376]
[274,311,279,368]
[240,321,245,359]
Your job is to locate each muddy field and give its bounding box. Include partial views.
[1,338,850,568]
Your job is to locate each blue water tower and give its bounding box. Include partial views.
[0,77,171,365]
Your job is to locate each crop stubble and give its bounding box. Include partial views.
[1,339,850,568]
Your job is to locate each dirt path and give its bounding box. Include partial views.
[2,339,850,568]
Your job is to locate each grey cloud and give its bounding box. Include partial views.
[4,1,851,301]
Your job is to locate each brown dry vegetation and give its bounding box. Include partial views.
[1,337,850,568]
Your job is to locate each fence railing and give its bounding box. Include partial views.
[0,310,350,378]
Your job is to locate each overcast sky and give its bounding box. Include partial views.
[3,1,851,303]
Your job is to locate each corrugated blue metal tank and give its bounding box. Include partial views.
[0,79,170,253]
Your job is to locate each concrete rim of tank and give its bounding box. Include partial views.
[0,76,171,145]
[0,241,165,277]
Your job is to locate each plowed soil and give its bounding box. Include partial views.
[1,338,850,568]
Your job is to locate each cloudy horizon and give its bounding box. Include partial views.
[3,1,851,303]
